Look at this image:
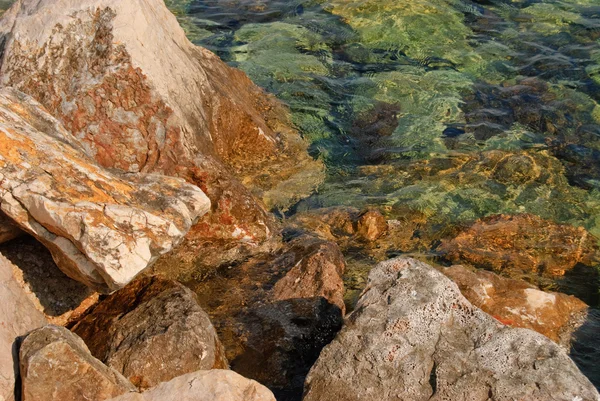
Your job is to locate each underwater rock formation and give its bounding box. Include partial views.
[304,258,600,401]
[0,88,209,292]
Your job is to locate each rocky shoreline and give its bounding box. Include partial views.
[0,0,598,401]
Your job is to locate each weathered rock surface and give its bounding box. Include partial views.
[230,298,343,401]
[0,252,47,401]
[304,258,600,401]
[107,370,275,401]
[0,0,323,243]
[443,265,588,346]
[71,276,227,390]
[19,325,135,401]
[439,214,599,277]
[272,235,346,313]
[0,88,210,292]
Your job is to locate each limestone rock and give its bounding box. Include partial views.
[19,325,135,401]
[439,214,599,277]
[304,258,600,401]
[0,0,323,243]
[0,88,210,292]
[272,235,346,313]
[71,277,227,390]
[106,370,275,401]
[0,253,47,401]
[443,265,588,346]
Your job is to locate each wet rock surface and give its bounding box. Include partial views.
[304,258,600,401]
[106,370,276,401]
[0,252,47,401]
[19,325,135,401]
[0,88,210,292]
[0,0,323,244]
[71,277,227,390]
[443,264,588,346]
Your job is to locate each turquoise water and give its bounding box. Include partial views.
[175,0,600,242]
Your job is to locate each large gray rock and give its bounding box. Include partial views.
[304,258,600,401]
[107,370,275,401]
[0,88,209,292]
[71,277,227,390]
[0,253,47,401]
[19,325,135,401]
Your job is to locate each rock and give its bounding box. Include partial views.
[0,235,98,326]
[71,277,227,390]
[0,88,210,292]
[19,325,135,401]
[230,298,343,401]
[443,265,588,346]
[304,258,600,401]
[0,212,22,244]
[0,252,47,401]
[356,209,388,242]
[0,0,323,243]
[439,214,599,277]
[106,370,275,401]
[272,235,346,313]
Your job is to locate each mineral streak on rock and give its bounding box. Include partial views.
[304,258,600,401]
[0,88,210,292]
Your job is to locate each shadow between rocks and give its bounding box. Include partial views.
[0,235,93,317]
[570,308,600,391]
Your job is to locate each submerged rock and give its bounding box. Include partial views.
[0,0,323,243]
[106,370,275,401]
[439,214,599,277]
[0,252,47,401]
[71,277,227,390]
[0,88,210,292]
[443,265,588,346]
[304,258,600,401]
[19,325,135,401]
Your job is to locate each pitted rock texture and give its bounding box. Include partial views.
[0,88,210,292]
[19,325,135,401]
[71,277,228,390]
[0,0,323,243]
[303,258,600,401]
[0,252,47,401]
[439,214,599,277]
[443,265,588,346]
[106,370,276,401]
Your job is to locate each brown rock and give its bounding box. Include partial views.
[356,209,388,242]
[438,214,599,277]
[19,325,135,401]
[106,370,276,401]
[71,277,227,390]
[0,252,47,401]
[0,0,323,243]
[443,265,588,345]
[272,235,346,313]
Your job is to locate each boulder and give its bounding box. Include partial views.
[272,235,346,313]
[230,298,343,401]
[0,88,210,292]
[71,277,227,390]
[443,265,588,346]
[106,370,275,401]
[439,214,599,277]
[0,253,47,401]
[303,258,600,401]
[0,0,323,243]
[19,325,135,401]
